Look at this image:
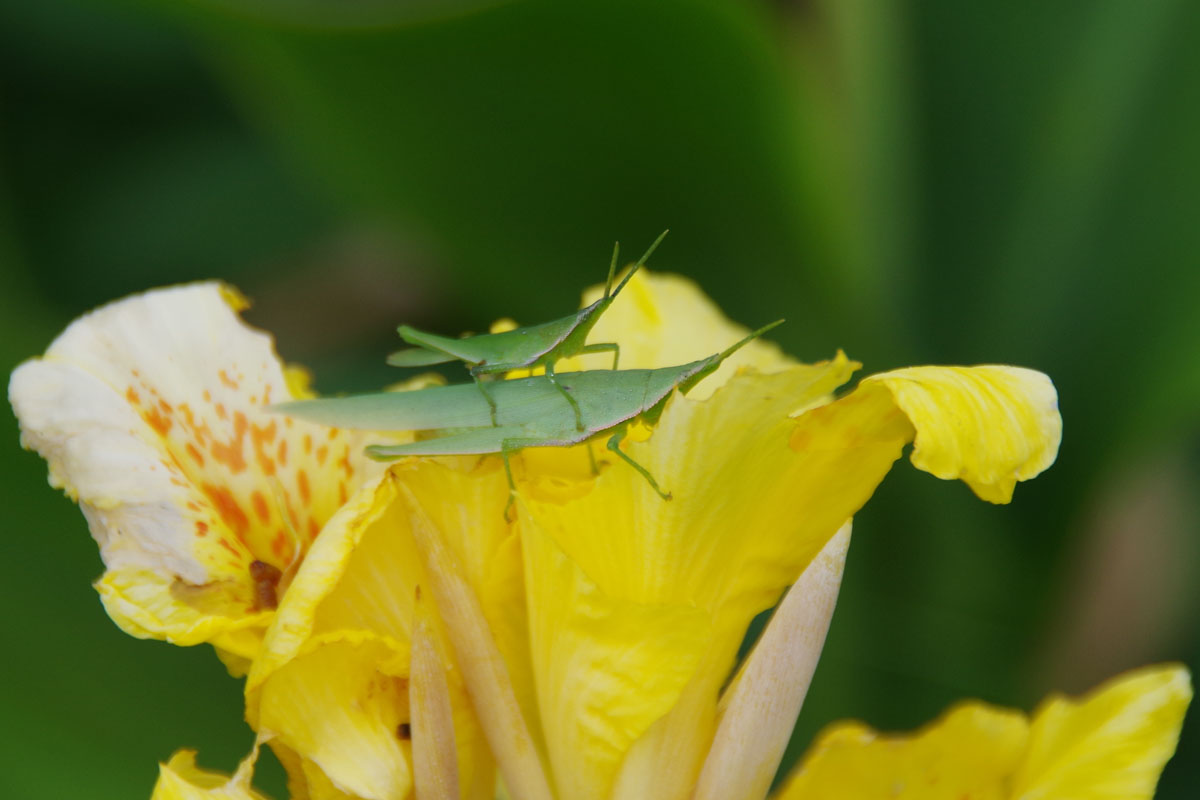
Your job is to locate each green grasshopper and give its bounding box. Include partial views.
[278,320,783,518]
[387,231,668,431]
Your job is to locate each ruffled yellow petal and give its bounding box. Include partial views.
[561,270,794,395]
[854,366,1062,503]
[246,472,493,800]
[1011,664,1192,799]
[152,749,268,800]
[8,283,383,658]
[774,703,1029,800]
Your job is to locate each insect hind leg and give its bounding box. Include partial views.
[606,428,671,500]
[500,436,544,522]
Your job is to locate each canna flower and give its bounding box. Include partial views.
[7,284,389,670]
[9,273,1189,800]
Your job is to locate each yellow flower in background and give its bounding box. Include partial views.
[8,272,1189,800]
[775,664,1191,800]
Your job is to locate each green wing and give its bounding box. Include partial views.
[274,382,495,431]
[275,373,582,432]
[396,315,581,369]
[366,426,523,458]
[386,348,458,367]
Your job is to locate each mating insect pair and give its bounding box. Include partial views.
[277,234,783,517]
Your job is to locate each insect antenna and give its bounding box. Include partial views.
[719,319,785,360]
[604,242,620,298]
[610,229,669,299]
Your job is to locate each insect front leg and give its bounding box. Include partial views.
[471,372,499,426]
[580,342,620,370]
[606,427,671,500]
[544,361,585,431]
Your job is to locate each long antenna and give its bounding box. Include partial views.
[604,242,620,298]
[610,229,669,299]
[717,319,785,361]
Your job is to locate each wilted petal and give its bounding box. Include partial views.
[152,748,267,800]
[693,524,851,800]
[1011,664,1192,799]
[410,586,461,800]
[8,284,382,660]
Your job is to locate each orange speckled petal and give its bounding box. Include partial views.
[8,283,385,659]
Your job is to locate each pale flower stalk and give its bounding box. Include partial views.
[8,273,1190,800]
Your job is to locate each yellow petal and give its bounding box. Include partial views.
[1011,664,1192,799]
[520,503,712,800]
[247,474,416,800]
[774,703,1029,800]
[8,283,384,658]
[855,366,1061,503]
[562,270,795,394]
[152,748,268,800]
[524,356,859,800]
[247,471,493,800]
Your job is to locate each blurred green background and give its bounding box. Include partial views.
[2,0,1197,796]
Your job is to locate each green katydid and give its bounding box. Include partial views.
[277,320,783,517]
[387,231,669,431]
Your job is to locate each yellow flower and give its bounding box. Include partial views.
[11,272,1188,799]
[8,283,387,669]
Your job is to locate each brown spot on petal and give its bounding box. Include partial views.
[303,434,313,455]
[203,483,249,541]
[251,421,278,476]
[307,518,320,540]
[270,530,289,560]
[249,560,282,610]
[215,403,228,421]
[210,412,248,473]
[315,445,328,465]
[218,368,238,390]
[276,439,288,466]
[252,491,270,523]
[396,723,411,740]
[297,470,311,504]
[339,481,348,505]
[186,443,205,466]
[125,386,140,405]
[195,520,209,537]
